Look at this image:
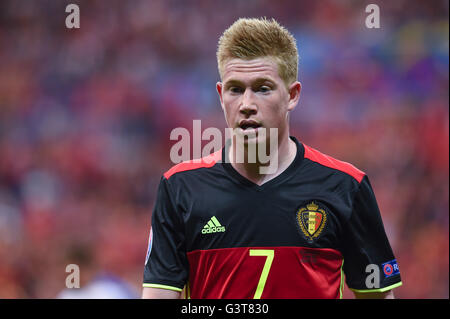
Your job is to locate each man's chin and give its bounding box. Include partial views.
[235,127,259,142]
[235,127,274,146]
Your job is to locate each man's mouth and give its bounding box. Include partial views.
[238,120,262,131]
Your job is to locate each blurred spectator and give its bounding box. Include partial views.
[56,243,138,298]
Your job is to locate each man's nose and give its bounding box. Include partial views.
[239,89,257,116]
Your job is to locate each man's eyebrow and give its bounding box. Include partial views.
[223,79,243,88]
[224,78,276,88]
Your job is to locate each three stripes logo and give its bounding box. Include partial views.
[201,216,226,234]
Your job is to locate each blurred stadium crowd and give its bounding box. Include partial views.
[0,0,448,298]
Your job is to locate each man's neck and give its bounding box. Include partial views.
[228,135,297,186]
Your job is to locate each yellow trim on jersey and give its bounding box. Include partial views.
[142,283,183,292]
[339,260,345,299]
[349,281,403,293]
[186,282,191,299]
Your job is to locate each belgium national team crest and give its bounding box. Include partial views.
[296,201,327,242]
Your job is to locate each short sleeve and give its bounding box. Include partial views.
[143,176,188,292]
[342,175,402,293]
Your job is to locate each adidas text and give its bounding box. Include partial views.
[202,226,226,234]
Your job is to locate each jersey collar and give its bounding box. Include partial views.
[221,136,305,190]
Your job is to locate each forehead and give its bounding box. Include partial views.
[222,57,281,83]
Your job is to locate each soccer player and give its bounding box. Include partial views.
[142,18,402,299]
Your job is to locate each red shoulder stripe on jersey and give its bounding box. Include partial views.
[303,144,365,183]
[163,149,222,179]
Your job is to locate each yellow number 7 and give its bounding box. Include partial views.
[249,249,274,299]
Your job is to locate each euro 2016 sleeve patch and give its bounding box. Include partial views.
[296,201,327,242]
[145,227,153,265]
[382,259,400,278]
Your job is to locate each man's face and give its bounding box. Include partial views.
[217,57,301,144]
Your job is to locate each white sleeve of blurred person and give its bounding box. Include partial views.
[57,274,139,299]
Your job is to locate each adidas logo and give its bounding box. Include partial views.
[201,216,226,234]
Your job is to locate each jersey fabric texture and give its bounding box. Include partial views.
[143,136,402,298]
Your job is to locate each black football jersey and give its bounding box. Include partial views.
[143,136,402,298]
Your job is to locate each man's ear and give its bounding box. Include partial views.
[287,81,301,112]
[216,82,225,110]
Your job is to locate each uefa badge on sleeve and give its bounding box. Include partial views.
[382,259,400,278]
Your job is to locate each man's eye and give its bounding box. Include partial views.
[258,86,271,93]
[230,87,243,93]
